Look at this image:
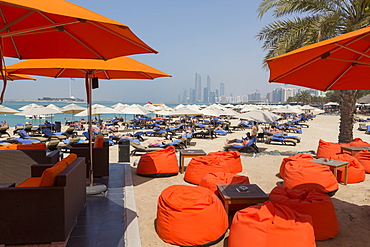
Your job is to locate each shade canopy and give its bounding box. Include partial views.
[75,104,117,116]
[2,74,35,81]
[238,110,280,124]
[0,0,157,60]
[267,25,370,91]
[6,57,172,80]
[0,105,19,114]
[15,105,63,116]
[121,104,150,115]
[61,103,86,114]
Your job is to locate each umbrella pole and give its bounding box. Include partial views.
[86,73,107,195]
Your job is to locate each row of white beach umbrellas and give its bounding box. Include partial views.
[1,103,325,124]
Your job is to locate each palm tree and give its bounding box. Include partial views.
[257,0,370,143]
[296,91,312,105]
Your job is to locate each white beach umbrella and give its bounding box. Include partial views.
[154,110,173,116]
[272,105,303,114]
[301,105,315,110]
[18,103,41,111]
[61,104,86,114]
[200,107,226,116]
[221,108,239,116]
[174,104,185,110]
[142,103,157,111]
[121,104,150,115]
[16,106,63,116]
[312,108,325,114]
[238,110,280,124]
[167,108,203,116]
[46,104,63,112]
[75,104,117,116]
[324,102,339,106]
[240,105,259,112]
[112,103,129,112]
[0,105,19,114]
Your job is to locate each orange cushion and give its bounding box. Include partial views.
[354,149,370,173]
[316,139,350,158]
[184,155,231,185]
[156,185,228,246]
[16,177,42,187]
[280,153,314,179]
[16,143,46,150]
[328,154,366,183]
[94,134,105,148]
[270,186,339,240]
[0,146,8,150]
[5,144,18,150]
[62,153,78,166]
[199,172,250,194]
[284,160,338,194]
[136,146,178,177]
[39,160,67,187]
[207,151,242,173]
[228,201,315,247]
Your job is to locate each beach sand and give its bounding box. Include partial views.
[127,115,370,247]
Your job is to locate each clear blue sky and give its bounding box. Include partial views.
[5,0,285,103]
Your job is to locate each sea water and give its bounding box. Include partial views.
[1,102,179,127]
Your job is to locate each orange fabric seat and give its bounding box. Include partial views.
[284,160,338,195]
[16,177,42,187]
[136,146,179,177]
[156,185,228,246]
[199,172,250,194]
[269,186,339,240]
[316,139,350,158]
[328,154,365,183]
[354,149,370,173]
[184,155,231,185]
[207,151,242,173]
[279,153,314,179]
[228,201,316,247]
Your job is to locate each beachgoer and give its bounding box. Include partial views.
[251,122,259,137]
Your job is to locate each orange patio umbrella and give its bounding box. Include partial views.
[0,0,158,102]
[7,57,171,193]
[266,25,370,91]
[1,73,35,81]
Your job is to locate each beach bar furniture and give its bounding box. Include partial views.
[0,144,59,184]
[184,155,231,185]
[284,160,338,196]
[136,146,179,177]
[280,153,314,179]
[327,154,365,184]
[179,149,207,173]
[0,156,86,245]
[354,149,370,173]
[200,172,250,195]
[217,184,268,213]
[156,185,228,246]
[207,150,242,173]
[270,186,339,240]
[228,201,316,247]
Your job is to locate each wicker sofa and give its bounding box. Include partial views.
[0,157,86,245]
[0,149,59,185]
[69,140,109,177]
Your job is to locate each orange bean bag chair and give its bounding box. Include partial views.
[349,138,370,147]
[207,151,242,173]
[199,172,250,194]
[284,160,338,195]
[354,149,370,173]
[316,139,350,158]
[279,153,314,179]
[328,154,366,183]
[156,185,228,246]
[228,201,316,247]
[184,155,231,185]
[136,146,179,177]
[269,186,339,240]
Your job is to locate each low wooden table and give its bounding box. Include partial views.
[179,149,207,173]
[310,158,349,185]
[217,184,269,213]
[341,146,370,155]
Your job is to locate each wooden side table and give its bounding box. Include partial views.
[310,158,349,185]
[179,149,207,173]
[217,184,269,213]
[340,146,370,155]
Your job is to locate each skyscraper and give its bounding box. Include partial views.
[220,82,225,96]
[195,73,202,103]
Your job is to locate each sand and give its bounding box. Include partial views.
[128,115,370,247]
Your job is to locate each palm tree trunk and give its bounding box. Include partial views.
[338,90,358,143]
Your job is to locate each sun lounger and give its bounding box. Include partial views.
[0,126,10,137]
[273,133,301,143]
[42,128,67,141]
[130,142,163,156]
[17,129,49,142]
[265,136,297,146]
[223,138,259,153]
